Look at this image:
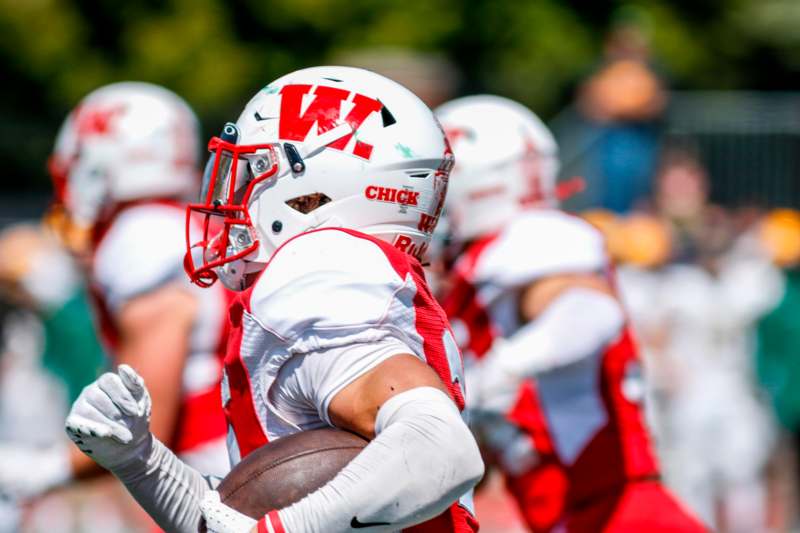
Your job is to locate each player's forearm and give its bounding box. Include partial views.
[491,287,624,377]
[265,387,483,533]
[112,435,213,533]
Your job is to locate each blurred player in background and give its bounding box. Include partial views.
[436,95,704,532]
[0,82,231,507]
[64,66,483,533]
[614,169,782,532]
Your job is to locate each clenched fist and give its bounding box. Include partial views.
[65,364,153,471]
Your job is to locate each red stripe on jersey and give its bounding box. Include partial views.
[172,382,226,452]
[266,511,286,533]
[598,329,659,480]
[441,234,500,359]
[257,517,269,533]
[336,228,465,409]
[87,284,120,351]
[440,271,495,359]
[508,381,555,456]
[224,290,269,458]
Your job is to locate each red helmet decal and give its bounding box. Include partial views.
[519,136,545,205]
[74,103,126,138]
[278,84,382,160]
[443,126,473,148]
[418,213,437,234]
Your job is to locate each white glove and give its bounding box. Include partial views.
[0,442,71,500]
[200,491,257,533]
[65,364,153,472]
[465,347,521,418]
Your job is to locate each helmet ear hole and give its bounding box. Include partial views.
[285,193,332,214]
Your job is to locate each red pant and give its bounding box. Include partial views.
[506,466,706,533]
[558,481,706,533]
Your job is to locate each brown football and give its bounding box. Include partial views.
[198,428,368,531]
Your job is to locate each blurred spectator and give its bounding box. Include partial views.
[578,16,666,213]
[0,223,144,531]
[0,223,105,431]
[754,209,800,525]
[652,149,715,262]
[608,168,783,531]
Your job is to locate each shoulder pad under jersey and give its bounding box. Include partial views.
[471,209,608,288]
[248,229,424,355]
[93,204,186,311]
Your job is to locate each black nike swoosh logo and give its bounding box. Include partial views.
[350,517,392,528]
[254,111,277,121]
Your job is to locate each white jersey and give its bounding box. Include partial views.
[221,228,467,462]
[221,228,475,531]
[90,202,229,474]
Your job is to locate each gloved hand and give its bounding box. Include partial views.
[65,364,153,472]
[464,344,522,418]
[0,442,71,500]
[200,491,257,533]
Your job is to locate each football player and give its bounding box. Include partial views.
[64,67,484,533]
[0,83,231,502]
[435,95,706,532]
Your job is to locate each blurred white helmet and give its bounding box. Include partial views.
[184,66,453,290]
[435,95,559,243]
[49,82,200,228]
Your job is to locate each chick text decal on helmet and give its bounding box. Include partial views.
[364,186,420,206]
[279,85,382,160]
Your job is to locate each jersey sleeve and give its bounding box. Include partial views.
[248,229,425,357]
[93,205,187,311]
[473,210,608,289]
[271,336,417,427]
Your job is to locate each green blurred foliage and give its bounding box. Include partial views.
[1,0,799,194]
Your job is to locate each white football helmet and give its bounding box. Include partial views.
[49,82,200,228]
[435,95,560,243]
[184,66,453,290]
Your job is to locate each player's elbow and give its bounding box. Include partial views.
[416,395,484,498]
[377,387,484,501]
[448,417,485,493]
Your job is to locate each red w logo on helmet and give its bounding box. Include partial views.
[279,84,383,160]
[74,104,126,138]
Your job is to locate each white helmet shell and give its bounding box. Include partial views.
[50,82,200,226]
[435,95,559,243]
[185,66,452,289]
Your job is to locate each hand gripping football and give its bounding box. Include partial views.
[199,428,367,531]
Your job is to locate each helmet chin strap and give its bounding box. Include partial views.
[216,253,264,291]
